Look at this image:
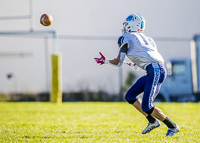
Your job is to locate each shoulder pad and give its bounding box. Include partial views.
[118,36,124,47]
[118,33,129,48]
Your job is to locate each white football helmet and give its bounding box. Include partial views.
[122,14,146,34]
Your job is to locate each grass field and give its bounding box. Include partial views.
[0,102,199,142]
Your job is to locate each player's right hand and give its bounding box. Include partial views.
[94,52,106,65]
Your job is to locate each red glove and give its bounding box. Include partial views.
[94,52,106,65]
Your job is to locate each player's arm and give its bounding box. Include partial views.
[95,35,129,66]
[109,44,139,70]
[94,44,127,67]
[109,35,128,66]
[108,44,128,66]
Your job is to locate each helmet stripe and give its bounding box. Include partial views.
[126,15,134,21]
[141,21,144,29]
[136,14,143,20]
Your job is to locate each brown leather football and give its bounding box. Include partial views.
[40,14,53,26]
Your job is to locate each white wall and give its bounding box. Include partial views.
[0,0,199,94]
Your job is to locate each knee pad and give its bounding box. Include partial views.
[126,99,137,104]
[145,107,154,115]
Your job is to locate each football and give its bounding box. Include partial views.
[40,14,53,26]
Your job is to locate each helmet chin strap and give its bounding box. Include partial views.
[122,28,143,34]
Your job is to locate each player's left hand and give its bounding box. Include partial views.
[126,62,136,66]
[123,62,139,71]
[94,52,106,65]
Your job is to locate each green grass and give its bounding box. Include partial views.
[0,102,199,142]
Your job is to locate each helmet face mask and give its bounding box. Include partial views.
[122,22,128,34]
[122,14,145,34]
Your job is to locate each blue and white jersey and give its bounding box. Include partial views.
[118,32,164,70]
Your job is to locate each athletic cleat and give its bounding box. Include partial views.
[142,120,161,134]
[166,124,180,137]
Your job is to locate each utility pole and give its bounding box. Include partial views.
[119,67,123,101]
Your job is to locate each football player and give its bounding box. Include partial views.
[94,14,180,136]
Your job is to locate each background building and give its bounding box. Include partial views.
[0,0,199,96]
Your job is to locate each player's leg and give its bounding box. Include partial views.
[142,63,179,136]
[132,98,158,125]
[141,63,163,134]
[149,81,168,121]
[148,105,180,136]
[132,98,147,116]
[144,106,179,136]
[151,64,179,136]
[147,76,167,121]
[125,76,157,124]
[125,76,147,116]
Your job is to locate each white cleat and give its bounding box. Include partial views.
[166,124,180,137]
[142,120,161,134]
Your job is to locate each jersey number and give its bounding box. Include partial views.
[139,34,155,47]
[118,36,124,47]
